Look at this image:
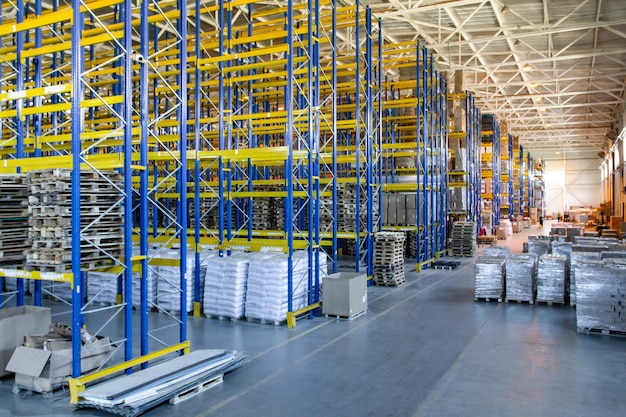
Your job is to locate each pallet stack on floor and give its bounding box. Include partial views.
[576,259,626,335]
[450,221,477,257]
[536,254,567,305]
[504,254,537,303]
[473,253,506,301]
[373,232,406,286]
[25,169,124,273]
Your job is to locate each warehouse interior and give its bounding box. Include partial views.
[0,0,625,416]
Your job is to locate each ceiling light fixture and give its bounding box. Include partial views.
[523,64,532,71]
[530,82,538,88]
[539,108,546,112]
[501,5,510,14]
[535,97,543,102]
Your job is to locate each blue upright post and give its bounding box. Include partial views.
[139,0,150,358]
[285,1,295,314]
[122,0,134,364]
[15,0,25,306]
[33,0,43,306]
[70,0,84,378]
[178,0,188,343]
[193,0,202,318]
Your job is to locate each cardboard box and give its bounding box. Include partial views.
[405,193,417,209]
[397,208,407,226]
[0,306,51,377]
[496,226,507,240]
[407,210,417,225]
[396,194,406,208]
[6,336,112,393]
[322,272,367,317]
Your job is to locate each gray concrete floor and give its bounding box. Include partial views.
[1,221,625,417]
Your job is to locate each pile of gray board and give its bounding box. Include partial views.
[570,244,609,307]
[505,254,537,303]
[536,255,567,304]
[373,232,405,286]
[450,221,477,257]
[576,259,626,335]
[26,169,123,273]
[77,350,249,417]
[473,251,507,301]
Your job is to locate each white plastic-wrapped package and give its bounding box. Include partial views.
[245,251,311,322]
[203,253,251,319]
[154,249,211,313]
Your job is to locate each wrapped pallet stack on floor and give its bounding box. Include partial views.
[528,236,549,256]
[373,232,406,286]
[536,255,568,304]
[576,259,626,334]
[245,251,310,324]
[505,254,538,303]
[154,249,211,313]
[203,254,251,320]
[474,254,507,301]
[570,244,606,306]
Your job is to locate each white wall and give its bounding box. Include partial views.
[543,157,602,216]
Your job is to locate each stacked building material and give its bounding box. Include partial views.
[570,246,605,307]
[154,250,209,313]
[474,254,506,300]
[373,232,406,286]
[551,241,573,258]
[338,183,378,232]
[76,349,249,416]
[576,260,626,334]
[245,251,310,323]
[203,254,251,320]
[483,246,511,257]
[0,174,30,269]
[449,221,477,257]
[505,254,538,303]
[536,255,567,304]
[527,236,550,256]
[406,231,417,258]
[0,175,31,294]
[26,169,123,273]
[87,270,122,305]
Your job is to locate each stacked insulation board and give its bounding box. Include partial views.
[373,232,406,286]
[576,259,626,334]
[505,254,537,303]
[474,254,506,301]
[527,236,550,256]
[536,255,567,304]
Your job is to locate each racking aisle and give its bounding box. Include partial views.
[480,114,501,234]
[447,91,481,229]
[380,42,448,271]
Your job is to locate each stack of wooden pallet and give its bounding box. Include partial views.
[450,221,477,257]
[0,174,31,292]
[26,169,123,273]
[373,232,405,286]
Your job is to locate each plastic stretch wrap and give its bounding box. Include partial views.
[474,255,506,299]
[505,254,537,302]
[536,255,567,303]
[576,260,626,332]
